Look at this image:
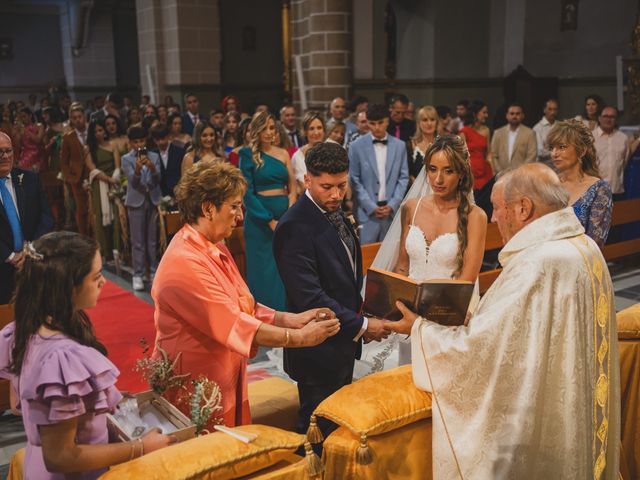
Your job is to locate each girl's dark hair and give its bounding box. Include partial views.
[104,114,125,136]
[87,119,107,166]
[583,94,605,120]
[10,232,106,373]
[424,135,473,278]
[463,100,487,127]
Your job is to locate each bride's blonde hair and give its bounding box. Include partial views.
[424,135,473,278]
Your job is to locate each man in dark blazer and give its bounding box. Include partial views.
[150,124,185,197]
[386,94,415,142]
[181,93,202,136]
[0,132,54,304]
[273,142,389,438]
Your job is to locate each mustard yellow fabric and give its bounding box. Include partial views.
[241,453,308,480]
[619,339,640,480]
[249,377,299,432]
[7,448,24,480]
[98,425,304,480]
[323,418,433,479]
[314,366,432,436]
[618,303,640,339]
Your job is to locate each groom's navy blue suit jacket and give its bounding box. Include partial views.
[273,193,364,384]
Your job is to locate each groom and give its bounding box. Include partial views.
[273,142,389,436]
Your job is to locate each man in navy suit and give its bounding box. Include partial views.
[273,142,390,438]
[151,124,185,197]
[0,132,54,303]
[349,103,409,244]
[181,93,202,136]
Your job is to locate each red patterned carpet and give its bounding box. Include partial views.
[88,281,155,393]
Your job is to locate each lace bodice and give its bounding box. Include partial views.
[406,227,459,280]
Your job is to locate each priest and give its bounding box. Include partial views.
[389,163,620,479]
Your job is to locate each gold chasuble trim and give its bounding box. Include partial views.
[569,235,612,480]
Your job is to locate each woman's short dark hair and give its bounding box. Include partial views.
[175,160,247,223]
[305,142,348,176]
[11,232,106,373]
[583,94,605,119]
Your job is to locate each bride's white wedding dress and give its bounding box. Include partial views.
[354,197,478,378]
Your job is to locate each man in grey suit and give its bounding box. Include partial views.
[490,103,537,174]
[121,126,162,290]
[349,104,409,244]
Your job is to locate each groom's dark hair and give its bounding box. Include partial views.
[305,142,349,176]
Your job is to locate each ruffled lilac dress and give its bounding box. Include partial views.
[0,322,122,479]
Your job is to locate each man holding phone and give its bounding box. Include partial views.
[121,126,162,290]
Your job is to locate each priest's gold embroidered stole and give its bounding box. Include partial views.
[569,235,612,480]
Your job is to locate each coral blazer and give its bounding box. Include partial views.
[152,224,275,427]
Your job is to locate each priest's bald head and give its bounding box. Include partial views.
[491,163,569,243]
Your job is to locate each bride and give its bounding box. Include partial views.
[355,134,487,377]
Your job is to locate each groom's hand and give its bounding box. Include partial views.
[365,317,391,342]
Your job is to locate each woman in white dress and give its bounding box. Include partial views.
[355,134,487,377]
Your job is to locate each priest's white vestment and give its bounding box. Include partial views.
[411,208,620,479]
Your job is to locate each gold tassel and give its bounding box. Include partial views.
[304,441,323,478]
[355,433,373,465]
[306,414,324,444]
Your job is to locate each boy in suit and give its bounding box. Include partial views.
[150,123,184,197]
[121,126,162,290]
[0,132,53,303]
[181,93,202,136]
[349,104,409,244]
[273,142,390,440]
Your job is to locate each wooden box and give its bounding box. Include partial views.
[107,391,196,443]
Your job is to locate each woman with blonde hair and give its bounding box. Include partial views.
[407,106,439,181]
[239,111,296,311]
[180,121,220,176]
[547,119,612,247]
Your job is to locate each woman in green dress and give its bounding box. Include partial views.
[239,111,297,311]
[86,119,122,259]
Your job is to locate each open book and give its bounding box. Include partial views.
[363,267,474,326]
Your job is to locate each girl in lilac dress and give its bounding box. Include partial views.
[0,232,175,479]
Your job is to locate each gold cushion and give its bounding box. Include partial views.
[618,303,640,339]
[7,448,25,480]
[314,365,432,437]
[99,425,304,480]
[248,377,299,432]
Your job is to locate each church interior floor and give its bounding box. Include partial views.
[0,255,638,477]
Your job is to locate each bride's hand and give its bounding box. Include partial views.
[386,301,419,336]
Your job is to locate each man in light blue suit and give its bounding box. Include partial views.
[121,126,162,290]
[349,104,409,244]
